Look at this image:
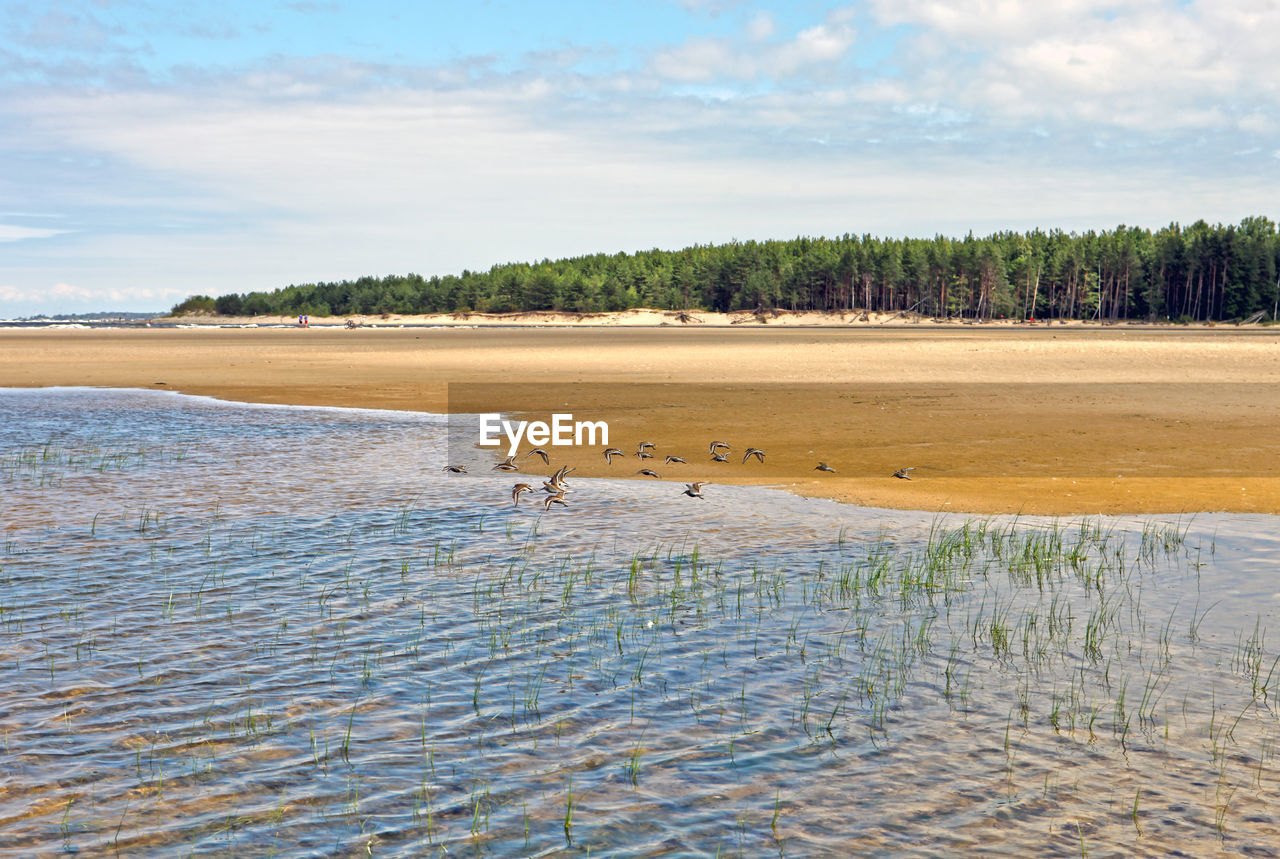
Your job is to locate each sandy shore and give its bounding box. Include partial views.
[169,308,902,327]
[159,307,1274,329]
[3,324,1278,515]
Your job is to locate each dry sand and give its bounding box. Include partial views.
[167,308,920,327]
[161,307,1261,328]
[3,323,1279,515]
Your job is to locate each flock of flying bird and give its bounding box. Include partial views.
[443,440,917,512]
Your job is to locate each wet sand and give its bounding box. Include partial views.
[3,325,1278,515]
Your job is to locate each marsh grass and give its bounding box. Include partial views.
[0,439,191,485]
[3,448,1275,855]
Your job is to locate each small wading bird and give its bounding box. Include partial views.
[603,447,625,464]
[636,450,654,460]
[543,492,568,511]
[637,441,656,452]
[814,462,836,473]
[710,451,730,463]
[893,467,915,480]
[542,465,574,494]
[492,456,519,472]
[442,465,468,474]
[683,482,708,498]
[709,441,730,454]
[742,448,765,464]
[511,483,533,506]
[664,455,686,465]
[523,448,550,465]
[636,469,661,478]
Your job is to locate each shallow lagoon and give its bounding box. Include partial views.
[2,388,1280,856]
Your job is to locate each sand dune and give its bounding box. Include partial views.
[165,306,1272,329]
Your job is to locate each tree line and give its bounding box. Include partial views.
[172,216,1280,322]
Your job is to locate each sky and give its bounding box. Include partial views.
[1,0,1277,316]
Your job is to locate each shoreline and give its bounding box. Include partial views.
[2,325,1277,516]
[11,383,1278,521]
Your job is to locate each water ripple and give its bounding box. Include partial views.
[2,388,1279,856]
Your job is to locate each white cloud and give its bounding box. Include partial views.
[0,281,186,306]
[1237,112,1273,133]
[48,282,95,301]
[746,12,775,41]
[869,0,1166,40]
[866,0,1280,133]
[652,39,751,82]
[652,9,855,82]
[0,224,67,242]
[670,0,744,14]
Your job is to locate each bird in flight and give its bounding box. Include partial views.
[683,482,708,498]
[511,483,533,506]
[708,441,731,454]
[710,451,730,463]
[742,448,765,463]
[524,448,550,465]
[542,492,568,511]
[542,464,574,494]
[814,462,836,473]
[603,447,625,464]
[636,468,661,478]
[893,467,915,480]
[492,456,520,472]
[665,455,686,465]
[442,464,468,474]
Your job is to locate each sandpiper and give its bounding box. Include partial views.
[637,441,656,452]
[636,468,661,478]
[664,455,686,465]
[542,492,568,511]
[492,456,520,472]
[603,447,625,464]
[893,467,915,480]
[442,465,468,474]
[814,462,836,473]
[709,441,731,454]
[710,451,730,463]
[683,482,708,498]
[511,483,533,506]
[542,465,574,493]
[742,448,765,463]
[524,448,550,465]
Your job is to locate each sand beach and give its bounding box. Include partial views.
[3,317,1277,515]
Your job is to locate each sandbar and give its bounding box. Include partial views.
[2,323,1278,515]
